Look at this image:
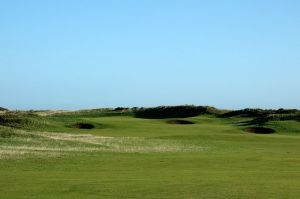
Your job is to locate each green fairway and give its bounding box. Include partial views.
[1,111,300,198]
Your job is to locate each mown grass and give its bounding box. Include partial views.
[0,110,300,198]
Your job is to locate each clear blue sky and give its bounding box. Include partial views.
[1,0,299,110]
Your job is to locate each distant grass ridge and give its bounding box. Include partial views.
[1,106,299,131]
[220,108,299,118]
[220,108,300,127]
[50,108,134,118]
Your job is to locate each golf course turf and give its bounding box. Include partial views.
[0,108,300,198]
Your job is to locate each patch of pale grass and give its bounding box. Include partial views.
[39,132,207,153]
[0,129,208,159]
[0,147,61,159]
[35,110,73,116]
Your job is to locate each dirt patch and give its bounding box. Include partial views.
[245,127,275,134]
[166,120,195,125]
[71,123,95,129]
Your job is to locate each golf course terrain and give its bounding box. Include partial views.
[0,106,300,199]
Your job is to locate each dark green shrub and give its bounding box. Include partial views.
[0,107,8,111]
[134,105,218,119]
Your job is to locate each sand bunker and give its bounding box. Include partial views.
[71,123,95,129]
[245,127,275,134]
[166,120,195,125]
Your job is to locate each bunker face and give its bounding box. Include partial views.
[166,119,195,125]
[245,127,275,134]
[71,123,95,129]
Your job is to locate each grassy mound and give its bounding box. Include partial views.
[0,128,38,138]
[244,127,275,134]
[221,108,299,118]
[166,119,195,125]
[0,114,34,128]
